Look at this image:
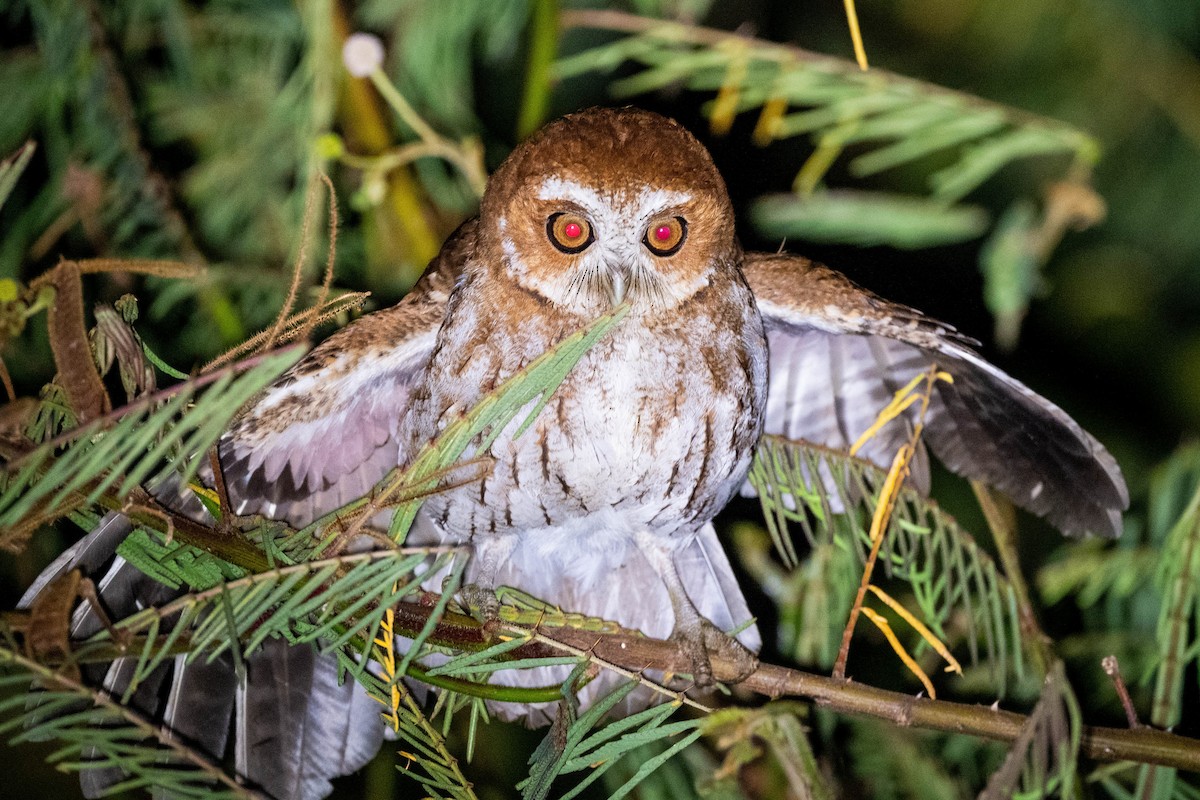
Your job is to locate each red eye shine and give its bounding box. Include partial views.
[644,216,687,256]
[548,213,593,253]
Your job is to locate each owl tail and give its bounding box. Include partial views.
[22,507,758,792]
[20,506,385,800]
[455,522,761,727]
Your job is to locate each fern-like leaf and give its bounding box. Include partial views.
[705,704,833,800]
[1131,446,1200,798]
[0,347,303,547]
[748,436,1026,689]
[557,13,1096,215]
[351,658,481,800]
[0,646,262,799]
[520,673,701,800]
[978,662,1081,800]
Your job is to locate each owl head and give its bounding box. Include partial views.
[478,107,738,315]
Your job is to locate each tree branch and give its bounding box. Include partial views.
[24,482,1197,773]
[558,9,1077,134]
[393,601,1200,773]
[32,590,1200,772]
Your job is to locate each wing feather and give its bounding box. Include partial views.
[217,222,468,527]
[742,252,1127,538]
[23,225,472,799]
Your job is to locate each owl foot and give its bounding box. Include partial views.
[458,582,502,637]
[672,617,759,688]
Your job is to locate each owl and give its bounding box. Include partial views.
[29,108,1127,800]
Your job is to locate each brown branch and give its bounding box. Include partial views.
[108,488,272,574]
[388,602,1200,773]
[23,456,1196,773]
[207,445,235,534]
[1102,654,1142,729]
[42,580,1200,772]
[44,260,110,423]
[0,356,16,403]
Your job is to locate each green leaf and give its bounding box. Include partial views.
[116,528,246,591]
[751,191,989,249]
[0,141,35,212]
[385,303,630,541]
[849,111,1007,177]
[979,662,1081,800]
[1132,445,1200,797]
[0,347,304,541]
[0,645,258,799]
[748,436,1027,691]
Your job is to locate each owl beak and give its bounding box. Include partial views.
[608,270,627,307]
[604,266,633,309]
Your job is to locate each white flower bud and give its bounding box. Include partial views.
[342,33,384,78]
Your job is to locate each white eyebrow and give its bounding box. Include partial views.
[536,177,692,215]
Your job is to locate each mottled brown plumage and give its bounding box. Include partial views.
[33,107,1128,799]
[396,110,768,717]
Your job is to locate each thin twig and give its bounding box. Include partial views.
[365,71,487,197]
[973,480,1054,675]
[0,355,15,403]
[259,172,326,355]
[296,173,340,344]
[9,345,303,467]
[558,9,1078,133]
[526,629,713,714]
[207,445,235,534]
[201,291,367,372]
[119,498,175,545]
[834,366,941,679]
[841,0,869,70]
[2,648,264,798]
[833,443,910,679]
[1102,654,1142,729]
[27,258,203,289]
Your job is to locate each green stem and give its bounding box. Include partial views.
[368,70,442,145]
[972,481,1054,676]
[517,0,560,140]
[141,341,190,380]
[95,488,272,574]
[366,70,486,198]
[407,662,564,703]
[1150,480,1200,729]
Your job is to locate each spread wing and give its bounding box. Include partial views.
[742,252,1128,538]
[20,224,475,800]
[216,221,471,527]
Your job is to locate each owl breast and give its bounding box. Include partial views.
[407,271,768,553]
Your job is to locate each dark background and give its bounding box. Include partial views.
[1,0,1197,796]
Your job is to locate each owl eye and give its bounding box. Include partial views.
[644,216,687,257]
[547,212,594,254]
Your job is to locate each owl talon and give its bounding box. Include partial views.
[458,583,502,636]
[673,618,758,688]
